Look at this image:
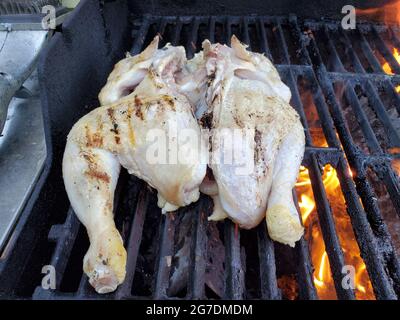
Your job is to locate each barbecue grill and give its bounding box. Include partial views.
[0,0,399,300]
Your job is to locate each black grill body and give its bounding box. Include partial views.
[0,0,399,300]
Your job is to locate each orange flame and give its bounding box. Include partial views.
[298,193,315,222]
[296,164,374,299]
[384,48,400,92]
[392,158,400,175]
[314,251,332,289]
[293,72,374,299]
[356,1,400,24]
[359,2,400,92]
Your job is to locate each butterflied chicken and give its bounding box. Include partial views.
[62,37,207,293]
[197,36,305,247]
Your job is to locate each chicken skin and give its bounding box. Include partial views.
[62,37,207,293]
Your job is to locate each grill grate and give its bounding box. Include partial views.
[31,15,400,300]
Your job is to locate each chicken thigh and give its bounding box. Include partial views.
[198,36,305,247]
[62,37,207,293]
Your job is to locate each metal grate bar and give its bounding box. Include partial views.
[116,190,149,298]
[381,168,400,219]
[322,26,346,73]
[335,157,398,299]
[256,222,280,299]
[308,155,355,299]
[154,213,176,299]
[171,17,183,46]
[225,17,232,45]
[355,168,400,296]
[241,17,251,48]
[288,15,312,66]
[295,237,319,299]
[362,82,400,148]
[186,17,200,58]
[274,19,291,65]
[157,17,168,43]
[224,220,245,299]
[371,26,400,74]
[130,16,150,55]
[358,31,385,74]
[48,211,80,281]
[76,273,93,296]
[388,26,400,52]
[257,17,272,61]
[309,73,342,149]
[35,209,81,296]
[339,29,366,74]
[187,198,208,299]
[292,191,318,300]
[241,18,251,50]
[344,83,383,154]
[208,16,216,43]
[384,80,400,114]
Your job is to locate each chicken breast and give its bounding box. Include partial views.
[197,36,305,247]
[62,37,207,293]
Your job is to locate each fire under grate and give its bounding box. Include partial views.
[30,15,400,300]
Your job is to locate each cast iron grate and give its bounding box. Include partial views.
[31,15,400,300]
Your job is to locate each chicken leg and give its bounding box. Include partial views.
[266,123,305,247]
[63,142,125,293]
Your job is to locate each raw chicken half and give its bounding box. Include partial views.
[62,37,207,293]
[197,36,305,247]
